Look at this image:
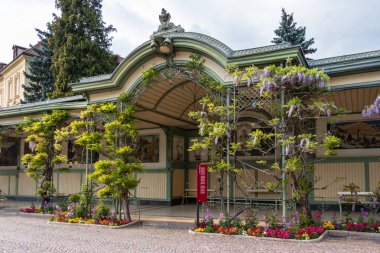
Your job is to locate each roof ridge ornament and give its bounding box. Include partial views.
[150,8,185,39]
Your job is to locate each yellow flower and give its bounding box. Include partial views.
[68,218,83,223]
[85,219,95,224]
[323,221,334,230]
[302,233,310,240]
[194,227,205,232]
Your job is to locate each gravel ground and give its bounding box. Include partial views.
[0,215,379,253]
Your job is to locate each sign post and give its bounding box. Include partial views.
[196,164,208,227]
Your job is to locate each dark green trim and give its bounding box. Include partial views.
[0,170,17,175]
[313,156,380,163]
[184,136,190,191]
[166,127,173,201]
[364,161,370,192]
[331,80,380,91]
[8,175,11,195]
[143,169,168,173]
[56,172,60,193]
[0,101,87,119]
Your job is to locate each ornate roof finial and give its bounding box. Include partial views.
[151,8,185,39]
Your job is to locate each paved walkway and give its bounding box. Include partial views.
[2,200,354,224]
[0,215,379,253]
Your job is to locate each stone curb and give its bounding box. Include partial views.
[328,230,380,239]
[18,212,50,218]
[189,229,380,242]
[189,230,328,243]
[47,220,141,229]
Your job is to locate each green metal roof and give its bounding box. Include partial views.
[0,95,87,118]
[308,50,380,75]
[73,32,306,93]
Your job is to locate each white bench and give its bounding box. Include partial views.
[338,191,374,220]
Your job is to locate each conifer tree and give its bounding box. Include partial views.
[50,0,117,98]
[22,27,54,103]
[272,8,317,55]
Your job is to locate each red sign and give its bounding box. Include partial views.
[197,164,208,203]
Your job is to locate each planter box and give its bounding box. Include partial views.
[189,230,328,243]
[189,229,380,242]
[47,220,141,229]
[18,212,50,218]
[328,230,380,239]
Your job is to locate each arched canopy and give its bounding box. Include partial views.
[70,32,307,94]
[69,32,307,129]
[134,74,207,129]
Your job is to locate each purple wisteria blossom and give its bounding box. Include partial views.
[360,208,369,219]
[204,209,213,222]
[293,210,299,224]
[372,197,378,209]
[363,96,380,117]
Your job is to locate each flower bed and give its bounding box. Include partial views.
[192,224,325,240]
[190,208,380,241]
[323,221,380,233]
[19,207,52,214]
[49,211,132,227]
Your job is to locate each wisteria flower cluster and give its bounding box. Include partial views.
[363,96,380,117]
[228,63,330,96]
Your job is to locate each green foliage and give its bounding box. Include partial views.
[272,8,316,55]
[322,134,341,155]
[244,208,259,228]
[185,53,205,71]
[69,193,80,203]
[58,93,142,220]
[94,199,110,220]
[298,212,312,227]
[50,0,117,98]
[265,212,279,229]
[219,216,243,229]
[23,26,54,103]
[75,182,96,219]
[226,62,341,214]
[343,182,360,194]
[141,66,159,86]
[21,110,69,205]
[188,95,238,174]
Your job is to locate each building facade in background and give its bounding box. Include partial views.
[0,12,379,206]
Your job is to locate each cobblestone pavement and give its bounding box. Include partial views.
[0,215,379,253]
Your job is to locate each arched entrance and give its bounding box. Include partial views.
[129,64,221,205]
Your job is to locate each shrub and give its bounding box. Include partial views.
[94,199,110,220]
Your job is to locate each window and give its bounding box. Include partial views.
[7,78,12,101]
[14,73,20,96]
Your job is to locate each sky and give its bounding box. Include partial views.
[1,0,380,63]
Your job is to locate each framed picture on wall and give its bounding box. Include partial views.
[173,135,184,161]
[189,137,208,162]
[133,135,160,163]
